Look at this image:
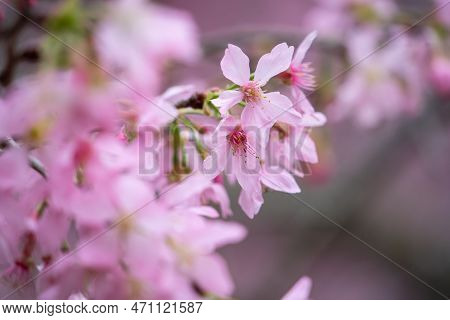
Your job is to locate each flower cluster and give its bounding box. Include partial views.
[0,0,323,299]
[306,0,450,127]
[328,27,426,127]
[207,38,325,217]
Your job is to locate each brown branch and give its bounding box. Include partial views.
[0,3,45,87]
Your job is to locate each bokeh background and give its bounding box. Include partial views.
[1,0,450,299]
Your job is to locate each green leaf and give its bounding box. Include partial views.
[41,0,88,69]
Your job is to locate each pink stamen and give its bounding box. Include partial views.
[227,126,248,156]
[241,81,263,103]
[280,63,316,91]
[227,126,260,160]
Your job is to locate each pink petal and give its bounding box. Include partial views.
[238,189,263,219]
[211,90,244,116]
[231,153,261,195]
[114,175,154,213]
[191,254,234,297]
[36,208,70,255]
[264,92,302,126]
[254,43,294,86]
[261,166,300,193]
[160,173,211,207]
[298,135,318,164]
[292,31,317,65]
[204,183,233,217]
[220,44,250,85]
[241,102,273,130]
[210,116,238,144]
[282,276,312,300]
[245,124,270,159]
[160,85,195,104]
[77,229,120,269]
[292,88,314,114]
[191,221,247,252]
[202,140,228,179]
[299,112,327,127]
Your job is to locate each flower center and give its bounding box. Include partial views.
[227,126,248,155]
[280,64,315,90]
[241,81,263,103]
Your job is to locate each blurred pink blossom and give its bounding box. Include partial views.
[305,0,397,40]
[94,0,200,94]
[328,28,426,127]
[435,0,450,27]
[430,55,450,96]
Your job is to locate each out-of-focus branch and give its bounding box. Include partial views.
[0,3,45,87]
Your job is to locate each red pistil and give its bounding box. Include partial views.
[227,126,248,156]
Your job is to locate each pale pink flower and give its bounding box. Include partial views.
[279,31,327,124]
[46,135,146,227]
[160,173,217,210]
[201,179,233,217]
[0,147,41,192]
[138,85,195,129]
[328,28,425,127]
[117,84,189,158]
[305,0,397,40]
[268,126,319,178]
[202,115,306,218]
[202,116,264,217]
[260,164,300,194]
[0,148,70,292]
[37,256,87,299]
[35,166,245,299]
[0,71,118,148]
[163,174,233,217]
[94,0,200,94]
[38,204,246,299]
[212,43,304,130]
[280,32,318,106]
[160,212,246,298]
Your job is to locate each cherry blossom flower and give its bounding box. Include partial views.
[304,0,398,41]
[94,0,200,94]
[38,183,246,299]
[0,71,119,148]
[280,31,317,105]
[212,43,304,130]
[328,28,426,127]
[203,116,264,218]
[0,0,328,300]
[268,125,319,178]
[278,31,327,125]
